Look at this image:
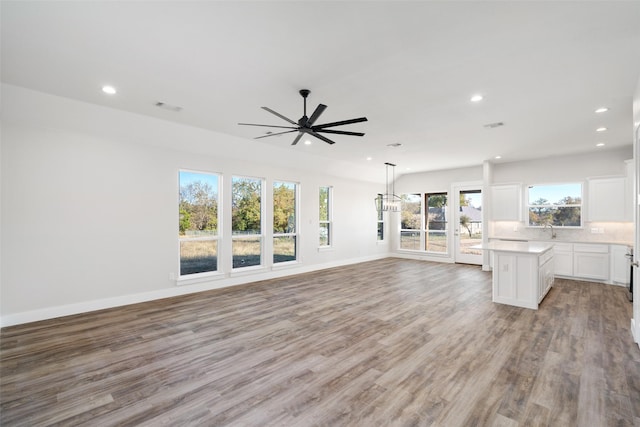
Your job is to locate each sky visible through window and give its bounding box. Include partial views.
[528,183,581,205]
[179,171,218,189]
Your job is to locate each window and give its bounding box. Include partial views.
[400,193,421,250]
[376,194,384,241]
[179,170,219,276]
[425,193,448,253]
[400,192,448,253]
[319,186,332,247]
[527,183,582,227]
[273,181,297,263]
[232,176,263,268]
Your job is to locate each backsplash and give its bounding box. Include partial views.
[490,221,634,246]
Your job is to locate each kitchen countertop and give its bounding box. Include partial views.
[472,241,554,254]
[489,237,633,247]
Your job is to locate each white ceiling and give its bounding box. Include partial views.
[2,1,640,182]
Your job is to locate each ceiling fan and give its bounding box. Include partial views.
[238,89,367,145]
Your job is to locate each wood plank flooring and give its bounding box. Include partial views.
[1,258,639,426]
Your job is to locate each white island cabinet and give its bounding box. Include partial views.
[475,241,554,310]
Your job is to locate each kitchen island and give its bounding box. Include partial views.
[474,241,554,310]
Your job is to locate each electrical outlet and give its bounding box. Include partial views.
[591,227,598,233]
[168,272,176,281]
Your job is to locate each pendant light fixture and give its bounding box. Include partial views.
[376,162,401,212]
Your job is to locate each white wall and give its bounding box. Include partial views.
[387,150,633,261]
[489,149,633,243]
[491,149,631,184]
[391,166,484,262]
[0,85,389,326]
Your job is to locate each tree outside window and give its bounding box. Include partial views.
[179,170,219,276]
[232,176,263,268]
[274,181,297,263]
[528,183,582,227]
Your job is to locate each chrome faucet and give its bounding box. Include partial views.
[544,223,557,239]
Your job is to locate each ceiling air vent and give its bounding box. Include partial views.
[484,122,504,129]
[387,143,402,147]
[155,101,183,112]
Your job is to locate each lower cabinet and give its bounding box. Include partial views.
[552,243,573,276]
[611,244,631,285]
[493,248,554,310]
[539,254,554,302]
[573,244,609,281]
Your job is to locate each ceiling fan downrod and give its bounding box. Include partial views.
[299,89,310,123]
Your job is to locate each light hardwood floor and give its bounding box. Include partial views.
[1,258,639,426]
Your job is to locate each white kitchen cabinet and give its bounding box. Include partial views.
[573,243,610,281]
[588,177,626,222]
[610,244,631,285]
[485,241,554,310]
[551,242,573,277]
[538,249,554,303]
[490,184,522,221]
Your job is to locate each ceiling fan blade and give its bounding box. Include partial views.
[313,117,368,129]
[254,130,298,139]
[291,132,304,146]
[306,104,327,126]
[261,107,297,125]
[314,129,365,137]
[238,123,298,130]
[308,130,336,145]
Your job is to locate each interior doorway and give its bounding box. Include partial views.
[453,184,483,265]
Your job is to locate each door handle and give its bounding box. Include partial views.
[632,261,639,268]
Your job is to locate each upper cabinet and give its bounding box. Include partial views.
[587,176,630,222]
[490,184,522,221]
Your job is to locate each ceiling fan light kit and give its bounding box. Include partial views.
[238,89,368,146]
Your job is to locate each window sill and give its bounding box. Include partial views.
[230,265,267,278]
[176,271,225,286]
[318,246,334,252]
[272,260,300,270]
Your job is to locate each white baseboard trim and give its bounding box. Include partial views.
[0,254,388,328]
[392,252,454,264]
[632,318,639,348]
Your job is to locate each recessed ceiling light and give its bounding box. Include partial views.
[596,142,605,147]
[495,155,502,159]
[366,156,372,161]
[304,140,312,145]
[596,127,608,132]
[470,94,483,102]
[595,107,609,113]
[101,85,116,95]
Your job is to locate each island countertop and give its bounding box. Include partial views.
[472,241,554,254]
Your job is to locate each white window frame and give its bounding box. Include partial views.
[376,193,386,242]
[399,191,449,255]
[399,193,423,251]
[319,186,333,248]
[273,180,299,265]
[178,169,221,280]
[231,175,265,271]
[526,182,583,228]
